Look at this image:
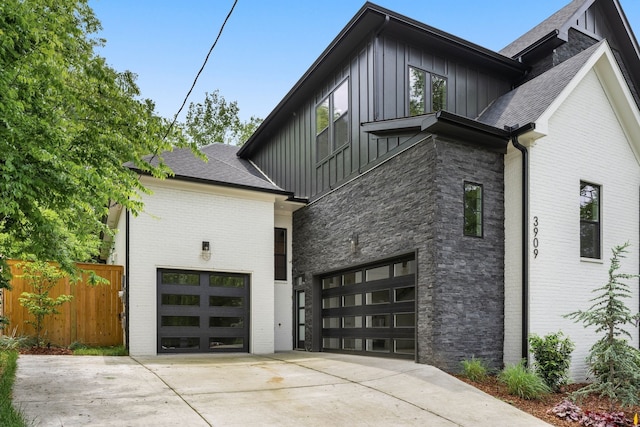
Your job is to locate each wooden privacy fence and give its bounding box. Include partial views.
[2,260,124,347]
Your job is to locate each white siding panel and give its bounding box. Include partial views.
[128,179,277,356]
[528,69,640,380]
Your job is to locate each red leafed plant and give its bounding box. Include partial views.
[580,410,631,427]
[548,400,633,427]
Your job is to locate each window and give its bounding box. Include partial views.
[316,79,349,161]
[274,228,287,280]
[464,182,483,237]
[580,181,601,259]
[409,66,447,116]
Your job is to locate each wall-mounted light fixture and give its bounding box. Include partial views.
[349,233,359,254]
[201,241,211,261]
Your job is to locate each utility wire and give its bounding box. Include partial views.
[161,0,238,142]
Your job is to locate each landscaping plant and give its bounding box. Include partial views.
[529,331,575,391]
[17,261,73,347]
[565,242,640,409]
[498,362,550,400]
[460,356,489,382]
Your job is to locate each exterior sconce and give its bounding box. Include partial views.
[349,233,358,254]
[201,241,211,261]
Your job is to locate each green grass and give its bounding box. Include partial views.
[460,356,489,382]
[72,345,127,356]
[0,351,28,426]
[498,362,551,400]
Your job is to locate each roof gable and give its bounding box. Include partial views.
[479,41,603,129]
[237,2,526,159]
[488,41,640,162]
[500,0,640,107]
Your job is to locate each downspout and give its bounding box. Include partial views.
[507,124,533,362]
[125,209,130,351]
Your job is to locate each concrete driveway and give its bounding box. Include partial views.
[13,352,550,426]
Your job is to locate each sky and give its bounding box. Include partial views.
[89,0,640,123]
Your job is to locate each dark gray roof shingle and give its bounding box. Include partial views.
[500,0,590,58]
[134,143,288,194]
[479,41,603,129]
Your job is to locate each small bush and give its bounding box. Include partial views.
[529,331,574,391]
[460,356,489,382]
[548,399,582,422]
[498,362,550,400]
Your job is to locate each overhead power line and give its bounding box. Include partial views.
[161,0,238,141]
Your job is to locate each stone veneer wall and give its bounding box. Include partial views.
[292,135,505,372]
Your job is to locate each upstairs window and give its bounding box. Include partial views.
[409,66,447,116]
[464,182,483,237]
[316,79,349,161]
[275,228,287,280]
[580,181,601,259]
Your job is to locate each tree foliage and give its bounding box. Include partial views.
[0,0,199,287]
[183,90,262,147]
[565,242,640,408]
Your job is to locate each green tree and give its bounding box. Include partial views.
[17,262,72,347]
[0,0,199,288]
[183,90,262,147]
[565,242,640,408]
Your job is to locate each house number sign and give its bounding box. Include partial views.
[532,216,539,258]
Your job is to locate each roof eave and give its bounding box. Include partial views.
[130,168,294,198]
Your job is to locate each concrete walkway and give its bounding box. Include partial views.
[13,352,551,426]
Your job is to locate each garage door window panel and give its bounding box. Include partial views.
[162,294,200,306]
[161,337,199,350]
[320,256,416,358]
[158,270,249,353]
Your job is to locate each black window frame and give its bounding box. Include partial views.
[274,228,287,281]
[463,181,483,238]
[408,66,447,116]
[315,78,349,163]
[580,181,601,259]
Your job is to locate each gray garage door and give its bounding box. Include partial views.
[321,257,416,358]
[157,269,250,353]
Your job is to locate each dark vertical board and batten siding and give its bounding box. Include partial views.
[249,33,512,200]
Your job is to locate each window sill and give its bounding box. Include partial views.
[580,257,603,264]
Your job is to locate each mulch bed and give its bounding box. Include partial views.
[456,375,640,426]
[19,346,73,355]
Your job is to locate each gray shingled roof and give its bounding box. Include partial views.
[479,41,603,129]
[133,143,288,194]
[500,0,590,58]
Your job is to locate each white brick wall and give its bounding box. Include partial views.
[527,69,640,380]
[114,177,290,356]
[504,145,524,366]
